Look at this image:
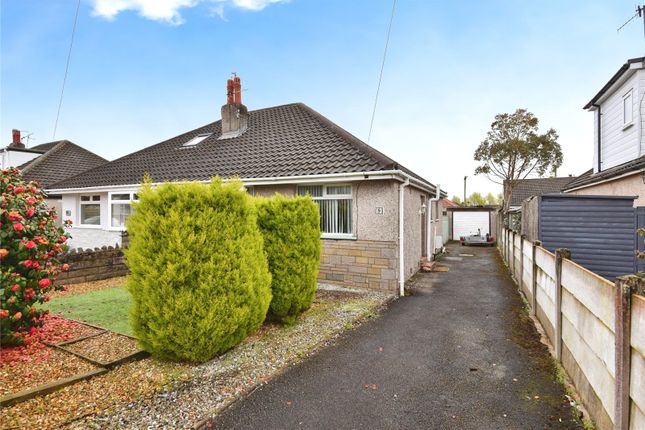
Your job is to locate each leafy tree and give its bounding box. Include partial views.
[474,109,562,212]
[484,192,498,205]
[451,196,462,205]
[469,192,486,206]
[0,168,71,345]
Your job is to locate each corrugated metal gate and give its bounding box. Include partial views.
[537,194,637,280]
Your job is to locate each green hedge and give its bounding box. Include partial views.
[256,194,321,325]
[124,179,272,362]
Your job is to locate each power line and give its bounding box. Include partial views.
[367,0,397,144]
[52,0,81,140]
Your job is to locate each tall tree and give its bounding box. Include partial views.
[474,109,562,212]
[451,195,462,205]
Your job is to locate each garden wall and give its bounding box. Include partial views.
[56,247,127,285]
[499,228,645,430]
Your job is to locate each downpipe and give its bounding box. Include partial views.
[398,178,409,296]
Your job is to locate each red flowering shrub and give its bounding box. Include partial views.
[0,168,71,345]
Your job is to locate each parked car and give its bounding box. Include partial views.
[460,229,495,246]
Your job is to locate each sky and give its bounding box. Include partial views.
[2,0,645,198]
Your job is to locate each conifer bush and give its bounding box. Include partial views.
[256,194,321,325]
[124,178,272,362]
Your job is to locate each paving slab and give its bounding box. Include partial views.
[205,243,583,430]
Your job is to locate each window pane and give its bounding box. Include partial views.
[81,204,100,225]
[91,195,101,201]
[297,185,323,197]
[326,185,351,196]
[318,198,352,234]
[111,194,130,201]
[111,203,133,228]
[80,196,90,202]
[624,94,632,124]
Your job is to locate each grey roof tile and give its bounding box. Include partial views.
[508,177,576,206]
[19,140,107,189]
[50,103,435,190]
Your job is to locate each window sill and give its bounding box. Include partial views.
[622,121,633,131]
[75,224,102,229]
[321,234,357,240]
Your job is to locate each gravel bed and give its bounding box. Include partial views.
[0,359,189,430]
[63,332,140,364]
[67,289,393,429]
[0,348,99,397]
[52,277,127,299]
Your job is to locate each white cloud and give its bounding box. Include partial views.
[229,0,287,11]
[91,0,288,24]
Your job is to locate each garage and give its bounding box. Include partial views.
[448,207,496,240]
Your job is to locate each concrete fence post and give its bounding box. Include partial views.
[554,248,571,361]
[519,234,526,290]
[531,240,541,317]
[614,276,645,430]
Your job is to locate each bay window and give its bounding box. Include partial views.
[80,195,101,226]
[297,184,353,237]
[110,192,138,228]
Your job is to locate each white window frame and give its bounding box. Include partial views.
[298,184,355,239]
[78,195,102,228]
[623,89,633,128]
[108,191,139,231]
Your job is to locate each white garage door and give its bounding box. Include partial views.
[452,211,489,240]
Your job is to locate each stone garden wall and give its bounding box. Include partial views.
[56,247,127,285]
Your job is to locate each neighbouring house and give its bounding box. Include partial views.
[504,176,577,229]
[1,129,107,218]
[563,56,645,205]
[46,77,445,293]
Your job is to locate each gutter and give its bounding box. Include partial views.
[398,177,410,297]
[46,169,442,195]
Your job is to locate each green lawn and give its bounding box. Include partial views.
[44,287,133,336]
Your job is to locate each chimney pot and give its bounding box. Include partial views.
[12,129,20,145]
[226,79,234,105]
[233,76,242,104]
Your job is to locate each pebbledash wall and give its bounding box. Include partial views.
[255,180,421,291]
[60,179,433,292]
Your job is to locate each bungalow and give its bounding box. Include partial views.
[46,77,445,294]
[2,129,107,218]
[563,56,645,205]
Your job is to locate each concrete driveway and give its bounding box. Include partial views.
[205,243,582,429]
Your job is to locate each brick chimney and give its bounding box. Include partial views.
[10,129,25,148]
[220,75,248,138]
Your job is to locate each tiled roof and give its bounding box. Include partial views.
[50,103,435,190]
[508,177,575,207]
[563,155,645,191]
[19,140,107,189]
